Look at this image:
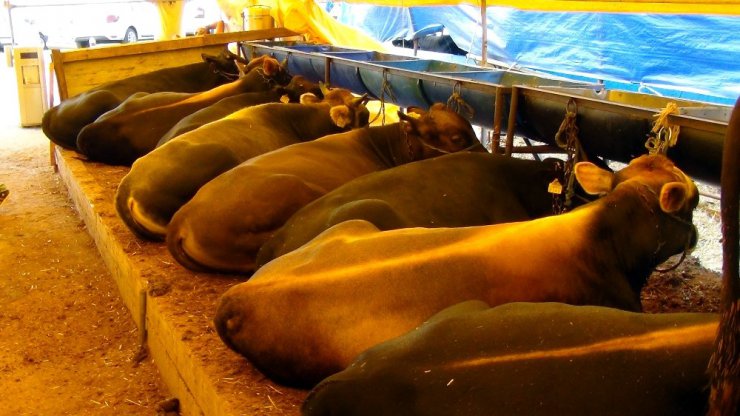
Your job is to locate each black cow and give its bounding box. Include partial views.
[42,49,242,149]
[257,152,590,268]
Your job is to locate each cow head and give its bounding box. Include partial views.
[575,154,700,254]
[397,103,486,159]
[244,55,293,87]
[201,49,248,81]
[301,85,371,129]
[276,75,323,103]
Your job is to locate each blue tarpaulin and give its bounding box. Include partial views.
[329,3,740,105]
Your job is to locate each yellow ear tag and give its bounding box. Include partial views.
[280,94,290,103]
[405,112,421,119]
[548,179,563,194]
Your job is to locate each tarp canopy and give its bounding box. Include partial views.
[5,0,738,103]
[329,2,740,103]
[337,0,740,15]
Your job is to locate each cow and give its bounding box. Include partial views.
[42,48,243,150]
[76,55,293,165]
[156,75,323,146]
[166,103,486,274]
[256,152,593,268]
[303,300,718,416]
[115,87,370,241]
[213,154,700,387]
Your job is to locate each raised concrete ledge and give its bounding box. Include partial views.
[54,146,306,416]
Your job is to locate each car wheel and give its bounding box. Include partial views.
[123,27,138,43]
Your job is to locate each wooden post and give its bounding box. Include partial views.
[505,86,519,156]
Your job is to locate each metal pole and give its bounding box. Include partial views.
[480,0,487,67]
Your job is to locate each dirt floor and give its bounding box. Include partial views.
[0,61,726,416]
[0,65,172,415]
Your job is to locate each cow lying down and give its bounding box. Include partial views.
[166,103,486,274]
[157,75,322,146]
[303,300,717,416]
[76,55,292,165]
[214,154,699,387]
[115,87,370,241]
[42,49,242,150]
[257,152,593,268]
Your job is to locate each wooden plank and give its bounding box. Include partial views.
[51,28,300,99]
[62,45,227,98]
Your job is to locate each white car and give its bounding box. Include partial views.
[68,2,159,47]
[7,1,159,49]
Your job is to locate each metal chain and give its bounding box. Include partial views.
[552,98,582,214]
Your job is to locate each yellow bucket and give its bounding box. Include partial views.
[246,6,274,30]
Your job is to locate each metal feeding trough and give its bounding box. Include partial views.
[518,86,730,184]
[242,41,732,185]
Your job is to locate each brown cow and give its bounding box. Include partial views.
[76,55,292,165]
[166,103,486,274]
[156,75,323,145]
[303,300,717,416]
[115,87,370,241]
[214,154,700,387]
[42,49,242,149]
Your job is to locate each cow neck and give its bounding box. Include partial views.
[588,180,695,296]
[363,123,410,169]
[280,104,340,141]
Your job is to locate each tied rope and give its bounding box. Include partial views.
[552,98,584,214]
[645,102,681,155]
[369,69,398,126]
[446,82,475,120]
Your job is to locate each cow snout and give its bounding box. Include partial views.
[214,298,244,353]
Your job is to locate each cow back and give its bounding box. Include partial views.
[116,102,354,241]
[257,153,575,266]
[304,301,717,416]
[42,60,233,149]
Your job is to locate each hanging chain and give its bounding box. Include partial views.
[552,98,582,214]
[645,102,680,155]
[446,82,475,120]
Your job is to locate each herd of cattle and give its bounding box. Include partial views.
[41,48,737,414]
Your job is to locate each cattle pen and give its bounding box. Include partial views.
[1,12,735,416]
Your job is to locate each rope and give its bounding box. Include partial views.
[446,82,475,120]
[645,102,681,155]
[552,99,584,214]
[372,69,398,126]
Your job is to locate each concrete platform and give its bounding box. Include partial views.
[54,145,307,415]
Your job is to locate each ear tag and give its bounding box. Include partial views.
[405,112,421,119]
[280,94,290,103]
[548,179,563,194]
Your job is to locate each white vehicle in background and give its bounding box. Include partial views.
[68,1,159,48]
[6,1,159,49]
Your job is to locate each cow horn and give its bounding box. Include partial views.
[319,82,331,96]
[352,93,369,106]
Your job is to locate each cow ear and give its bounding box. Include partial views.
[300,93,320,104]
[262,57,279,76]
[659,182,689,213]
[574,161,614,195]
[330,105,352,128]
